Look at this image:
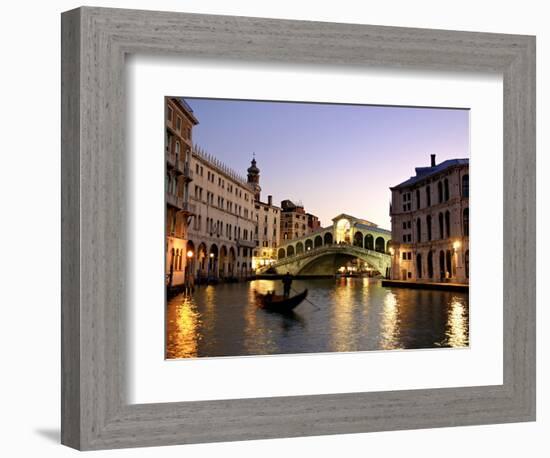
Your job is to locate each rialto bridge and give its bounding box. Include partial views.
[259,214,392,277]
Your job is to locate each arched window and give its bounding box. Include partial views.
[314,235,323,248]
[437,181,443,203]
[426,215,432,241]
[353,231,363,247]
[277,248,286,259]
[438,212,444,239]
[446,250,452,278]
[463,207,469,236]
[416,253,423,279]
[427,251,434,278]
[465,250,470,278]
[375,237,385,253]
[462,174,469,198]
[305,239,313,251]
[335,218,351,244]
[175,141,180,156]
[439,250,445,280]
[426,185,431,207]
[416,189,421,209]
[296,242,304,254]
[445,211,451,238]
[324,232,333,245]
[365,234,374,250]
[444,178,450,201]
[287,245,295,257]
[416,218,422,243]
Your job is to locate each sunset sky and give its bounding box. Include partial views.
[184,98,470,229]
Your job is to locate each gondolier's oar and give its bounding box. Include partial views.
[291,287,320,311]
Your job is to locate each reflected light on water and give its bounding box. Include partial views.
[330,278,355,352]
[205,285,216,309]
[243,280,278,355]
[166,278,469,358]
[446,297,469,347]
[166,296,200,359]
[379,291,402,350]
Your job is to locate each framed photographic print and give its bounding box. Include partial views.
[61,6,536,450]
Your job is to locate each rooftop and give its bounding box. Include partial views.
[392,158,469,190]
[171,97,199,125]
[193,145,251,188]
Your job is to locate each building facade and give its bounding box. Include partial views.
[165,98,197,287]
[389,154,469,284]
[185,148,257,281]
[246,157,281,270]
[253,194,280,269]
[279,200,321,243]
[307,213,321,232]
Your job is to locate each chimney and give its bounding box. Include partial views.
[268,195,273,206]
[430,154,436,167]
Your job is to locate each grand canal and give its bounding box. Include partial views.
[165,278,469,359]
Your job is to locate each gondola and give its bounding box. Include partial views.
[255,289,308,313]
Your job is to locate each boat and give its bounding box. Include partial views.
[255,289,308,313]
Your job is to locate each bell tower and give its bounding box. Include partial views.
[247,153,262,201]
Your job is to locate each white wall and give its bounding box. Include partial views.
[0,0,546,456]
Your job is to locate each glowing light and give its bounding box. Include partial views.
[453,240,461,251]
[209,253,215,258]
[379,291,401,350]
[389,247,395,255]
[187,250,194,258]
[446,298,469,347]
[165,296,199,358]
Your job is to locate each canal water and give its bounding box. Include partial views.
[166,278,469,359]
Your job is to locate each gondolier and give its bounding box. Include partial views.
[255,288,308,313]
[282,272,293,297]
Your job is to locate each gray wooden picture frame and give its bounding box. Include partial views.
[61,6,536,451]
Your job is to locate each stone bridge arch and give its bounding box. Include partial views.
[265,244,391,277]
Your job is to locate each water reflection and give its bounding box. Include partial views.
[165,296,200,359]
[380,291,402,350]
[446,297,469,347]
[166,278,469,359]
[330,277,355,352]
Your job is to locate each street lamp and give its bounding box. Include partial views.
[184,250,194,292]
[453,240,461,252]
[207,252,215,280]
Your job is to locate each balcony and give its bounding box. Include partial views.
[180,202,196,215]
[166,193,184,209]
[237,238,256,249]
[181,163,194,181]
[167,154,193,181]
[166,151,177,169]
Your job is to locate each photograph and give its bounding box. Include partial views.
[164,97,470,359]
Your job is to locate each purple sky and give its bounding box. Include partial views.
[183,98,470,229]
